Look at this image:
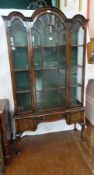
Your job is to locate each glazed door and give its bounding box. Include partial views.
[31,12,66,111]
[70,21,85,107]
[9,18,32,112]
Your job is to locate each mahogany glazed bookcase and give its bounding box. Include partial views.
[3,7,88,143]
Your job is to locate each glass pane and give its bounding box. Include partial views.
[35,70,43,91]
[32,28,41,47]
[11,19,27,46]
[59,68,66,87]
[43,25,58,46]
[71,46,83,66]
[44,70,58,89]
[33,14,65,40]
[77,46,84,66]
[58,30,66,46]
[70,66,82,87]
[58,88,66,106]
[36,91,43,110]
[33,47,42,68]
[71,22,84,45]
[14,71,30,91]
[32,14,65,47]
[77,67,83,85]
[43,47,58,68]
[55,15,64,30]
[71,47,77,65]
[70,67,77,86]
[70,87,82,106]
[58,46,66,67]
[12,48,29,69]
[32,13,66,110]
[16,92,31,112]
[44,90,58,108]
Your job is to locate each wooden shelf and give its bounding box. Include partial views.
[33,45,66,48]
[71,44,84,47]
[70,65,83,68]
[16,89,31,93]
[11,45,28,48]
[14,68,29,72]
[70,83,82,88]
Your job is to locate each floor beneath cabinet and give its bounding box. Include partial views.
[4,122,94,175]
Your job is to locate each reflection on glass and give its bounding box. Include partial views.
[16,92,31,111]
[77,86,82,103]
[11,19,27,46]
[59,68,66,87]
[71,31,78,45]
[71,46,83,66]
[78,26,84,45]
[58,88,66,106]
[58,30,66,46]
[77,67,82,85]
[43,90,57,108]
[15,71,30,91]
[70,66,77,86]
[36,89,66,110]
[77,46,83,66]
[70,87,76,105]
[32,14,65,47]
[44,70,58,89]
[32,29,41,47]
[43,47,58,68]
[36,91,43,109]
[70,66,82,87]
[71,22,84,46]
[43,25,57,46]
[70,87,82,106]
[33,48,42,68]
[59,46,66,67]
[12,48,29,69]
[71,47,77,65]
[35,70,43,90]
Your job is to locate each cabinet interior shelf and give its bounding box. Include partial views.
[70,65,83,67]
[35,87,66,91]
[13,65,82,71]
[70,83,82,88]
[11,45,28,48]
[16,90,31,93]
[14,68,29,72]
[34,67,66,70]
[71,45,84,47]
[33,45,83,48]
[34,66,82,70]
[33,45,66,48]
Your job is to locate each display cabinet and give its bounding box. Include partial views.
[3,7,88,141]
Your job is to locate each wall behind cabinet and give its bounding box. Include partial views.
[60,0,88,16]
[0,16,14,111]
